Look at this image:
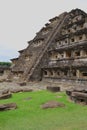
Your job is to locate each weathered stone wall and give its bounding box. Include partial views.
[10,9,87,84]
[42,9,87,83]
[0,68,10,80]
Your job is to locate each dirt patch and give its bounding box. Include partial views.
[56,95,62,98]
[41,100,65,109]
[23,97,32,101]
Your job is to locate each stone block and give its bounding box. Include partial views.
[0,93,12,100]
[47,86,60,92]
[0,103,17,111]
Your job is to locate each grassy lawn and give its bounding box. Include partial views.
[0,90,87,130]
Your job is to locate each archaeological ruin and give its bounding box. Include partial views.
[9,9,87,84]
[0,65,10,81]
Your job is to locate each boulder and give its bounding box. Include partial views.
[66,88,87,104]
[10,88,22,93]
[0,89,10,96]
[2,89,9,94]
[47,86,60,92]
[0,103,17,111]
[22,88,33,92]
[71,92,87,103]
[41,100,65,109]
[0,93,12,100]
[66,88,74,96]
[19,82,27,86]
[72,92,87,98]
[10,88,33,93]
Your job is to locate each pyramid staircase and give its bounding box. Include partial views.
[22,12,69,81]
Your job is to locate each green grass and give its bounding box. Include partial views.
[0,90,87,130]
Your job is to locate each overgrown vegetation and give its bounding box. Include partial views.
[0,91,87,130]
[0,62,11,67]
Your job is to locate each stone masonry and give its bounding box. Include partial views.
[9,9,87,85]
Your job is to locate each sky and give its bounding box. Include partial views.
[0,0,87,62]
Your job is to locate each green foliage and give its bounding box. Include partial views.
[0,62,11,67]
[0,91,87,130]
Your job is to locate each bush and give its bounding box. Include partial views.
[0,62,12,67]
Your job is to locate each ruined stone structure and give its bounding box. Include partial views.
[10,9,87,83]
[0,66,10,80]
